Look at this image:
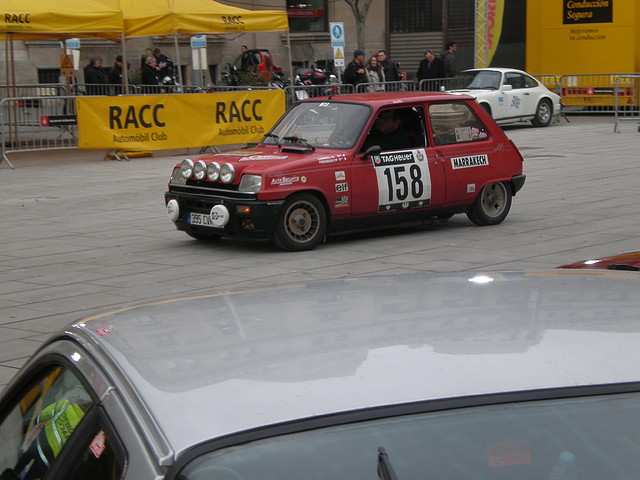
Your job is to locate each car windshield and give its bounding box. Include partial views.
[262,101,371,149]
[180,391,640,480]
[449,70,502,90]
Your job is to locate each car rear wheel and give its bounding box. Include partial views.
[467,182,512,226]
[531,99,552,127]
[273,193,326,251]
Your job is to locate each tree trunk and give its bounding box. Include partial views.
[343,0,375,51]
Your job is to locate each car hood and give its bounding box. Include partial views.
[557,251,640,271]
[446,89,495,97]
[178,144,351,178]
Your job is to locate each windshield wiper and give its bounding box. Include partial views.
[282,135,315,150]
[263,132,280,143]
[377,447,399,480]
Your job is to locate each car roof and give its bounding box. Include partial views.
[65,270,640,457]
[462,67,530,75]
[306,91,475,105]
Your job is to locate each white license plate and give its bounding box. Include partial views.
[188,212,221,228]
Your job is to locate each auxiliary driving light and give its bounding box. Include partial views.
[207,162,220,181]
[166,199,180,222]
[180,159,194,179]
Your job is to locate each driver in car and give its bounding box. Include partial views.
[362,110,412,152]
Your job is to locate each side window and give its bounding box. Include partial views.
[429,103,489,146]
[361,106,426,152]
[522,74,539,88]
[504,73,524,89]
[66,417,126,480]
[0,365,124,480]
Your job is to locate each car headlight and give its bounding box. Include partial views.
[220,163,235,184]
[239,174,262,193]
[169,167,187,185]
[207,162,220,181]
[193,160,207,180]
[180,159,194,179]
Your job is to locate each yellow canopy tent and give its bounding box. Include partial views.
[1,0,124,99]
[100,0,290,89]
[106,0,288,38]
[0,0,124,41]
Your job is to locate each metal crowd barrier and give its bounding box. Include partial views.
[1,96,78,168]
[557,73,638,114]
[418,77,454,91]
[354,80,416,93]
[284,83,353,104]
[0,83,68,101]
[613,75,640,132]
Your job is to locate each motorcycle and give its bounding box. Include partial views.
[292,67,338,100]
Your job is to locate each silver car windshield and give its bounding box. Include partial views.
[449,70,502,90]
[180,392,640,480]
[262,102,371,149]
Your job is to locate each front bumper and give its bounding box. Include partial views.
[164,190,285,240]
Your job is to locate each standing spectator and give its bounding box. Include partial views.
[240,45,258,71]
[141,55,162,93]
[84,56,108,95]
[365,55,385,92]
[377,49,401,90]
[140,48,154,70]
[153,47,174,80]
[344,49,367,89]
[441,41,458,77]
[416,50,445,90]
[108,55,126,95]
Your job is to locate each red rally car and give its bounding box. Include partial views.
[165,92,526,251]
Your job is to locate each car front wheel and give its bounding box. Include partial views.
[466,182,512,226]
[273,193,327,251]
[531,99,552,127]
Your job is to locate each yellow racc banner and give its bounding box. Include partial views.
[77,90,285,150]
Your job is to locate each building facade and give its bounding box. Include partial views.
[2,0,531,88]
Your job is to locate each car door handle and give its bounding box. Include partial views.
[523,92,530,95]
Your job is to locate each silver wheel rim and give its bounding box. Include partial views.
[538,102,551,124]
[284,200,319,243]
[481,183,507,218]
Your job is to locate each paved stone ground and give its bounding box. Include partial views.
[1,115,639,390]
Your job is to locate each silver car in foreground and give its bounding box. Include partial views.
[1,271,639,479]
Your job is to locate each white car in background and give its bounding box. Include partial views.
[446,68,562,127]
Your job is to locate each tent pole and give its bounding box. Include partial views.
[121,32,129,94]
[173,35,184,87]
[286,31,295,105]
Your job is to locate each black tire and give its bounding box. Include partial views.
[186,230,222,241]
[531,98,552,127]
[273,193,327,251]
[466,182,512,226]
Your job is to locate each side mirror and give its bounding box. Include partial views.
[361,145,382,159]
[502,84,513,91]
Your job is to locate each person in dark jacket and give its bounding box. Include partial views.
[108,55,126,95]
[141,55,162,93]
[377,49,401,83]
[416,50,445,90]
[84,56,108,95]
[344,49,367,88]
[441,41,458,77]
[153,47,174,79]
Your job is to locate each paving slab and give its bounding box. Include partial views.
[1,116,640,391]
